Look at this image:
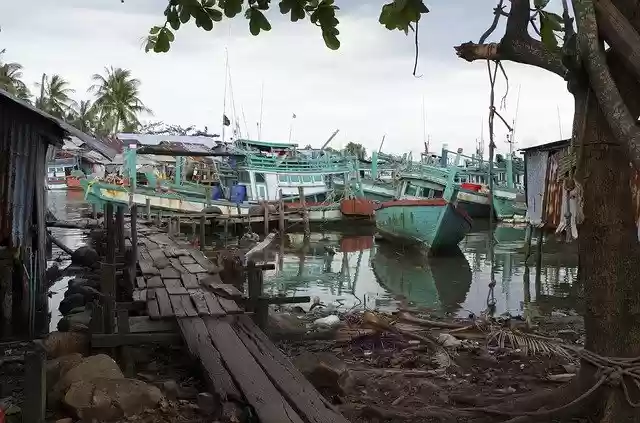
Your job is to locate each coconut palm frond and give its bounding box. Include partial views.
[486,329,573,360]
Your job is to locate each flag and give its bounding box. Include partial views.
[223,114,231,126]
[292,113,297,119]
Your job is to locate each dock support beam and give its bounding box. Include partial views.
[298,186,310,236]
[200,214,206,252]
[278,189,285,234]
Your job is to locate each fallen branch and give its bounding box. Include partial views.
[396,311,467,329]
[46,231,74,256]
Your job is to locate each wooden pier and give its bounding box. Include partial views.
[87,204,348,423]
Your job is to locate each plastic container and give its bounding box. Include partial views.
[211,185,223,200]
[230,184,247,203]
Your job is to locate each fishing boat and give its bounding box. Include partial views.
[370,241,471,313]
[332,151,403,202]
[375,154,473,253]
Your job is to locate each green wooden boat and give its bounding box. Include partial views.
[375,159,473,254]
[370,242,472,314]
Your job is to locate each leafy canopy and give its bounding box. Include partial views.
[146,0,430,53]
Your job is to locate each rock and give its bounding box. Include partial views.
[64,378,163,421]
[57,310,92,332]
[65,285,101,302]
[162,380,179,400]
[46,264,63,287]
[197,392,218,415]
[71,246,100,267]
[51,354,124,403]
[67,306,86,315]
[69,278,100,291]
[313,315,341,328]
[46,353,84,392]
[42,331,89,359]
[55,418,73,423]
[293,352,348,397]
[59,293,86,315]
[437,333,462,348]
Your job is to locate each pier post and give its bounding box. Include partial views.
[23,346,46,423]
[92,203,98,219]
[0,250,13,335]
[199,214,206,251]
[176,216,181,236]
[102,203,116,334]
[298,186,310,236]
[278,189,285,234]
[116,206,125,254]
[168,216,174,237]
[145,198,151,220]
[191,221,197,242]
[262,201,269,236]
[247,260,267,329]
[130,205,138,288]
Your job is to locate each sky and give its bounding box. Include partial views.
[0,0,574,158]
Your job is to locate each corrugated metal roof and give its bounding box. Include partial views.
[520,139,570,153]
[117,133,219,148]
[0,88,117,160]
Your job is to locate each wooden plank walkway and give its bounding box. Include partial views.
[132,225,349,423]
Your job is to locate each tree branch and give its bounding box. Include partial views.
[455,0,567,78]
[479,0,506,44]
[595,0,640,83]
[573,0,640,169]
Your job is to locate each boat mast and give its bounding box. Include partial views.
[221,48,229,144]
[422,96,428,154]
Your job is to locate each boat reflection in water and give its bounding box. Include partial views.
[369,242,472,314]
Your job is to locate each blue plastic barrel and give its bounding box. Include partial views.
[230,184,247,203]
[211,185,223,200]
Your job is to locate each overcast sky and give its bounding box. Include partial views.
[0,0,573,157]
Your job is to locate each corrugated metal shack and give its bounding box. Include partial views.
[0,88,117,338]
[522,139,640,230]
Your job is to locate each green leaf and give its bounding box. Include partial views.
[144,36,157,53]
[279,0,305,21]
[154,28,171,53]
[150,26,163,34]
[539,12,558,50]
[224,0,243,17]
[167,8,181,29]
[246,7,271,35]
[379,0,428,34]
[206,7,223,21]
[545,11,563,31]
[322,29,340,50]
[179,5,192,23]
[534,0,550,9]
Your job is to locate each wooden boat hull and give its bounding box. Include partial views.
[375,198,472,253]
[333,179,396,202]
[65,176,84,190]
[492,188,527,221]
[457,189,491,218]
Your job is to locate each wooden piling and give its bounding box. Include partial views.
[262,201,269,236]
[117,309,134,377]
[168,216,174,237]
[145,198,151,220]
[92,203,98,219]
[23,346,46,423]
[0,251,13,335]
[102,203,116,334]
[199,214,206,252]
[247,260,267,329]
[278,189,285,234]
[298,186,310,236]
[130,205,138,288]
[116,206,125,254]
[176,216,181,236]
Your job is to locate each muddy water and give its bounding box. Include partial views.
[263,223,580,318]
[46,189,92,331]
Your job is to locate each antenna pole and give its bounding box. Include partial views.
[258,80,264,140]
[221,48,229,143]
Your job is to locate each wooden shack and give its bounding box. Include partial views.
[522,139,640,231]
[0,88,117,338]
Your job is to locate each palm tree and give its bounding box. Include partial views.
[68,100,98,133]
[89,67,152,134]
[36,74,76,118]
[0,53,31,101]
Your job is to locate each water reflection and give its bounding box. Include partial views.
[46,190,92,331]
[264,223,581,317]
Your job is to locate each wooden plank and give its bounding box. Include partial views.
[147,298,160,320]
[164,278,188,295]
[189,291,210,316]
[218,297,242,314]
[203,292,226,317]
[136,276,146,289]
[201,276,244,299]
[129,316,177,333]
[181,295,198,317]
[181,273,199,289]
[179,255,196,265]
[176,318,241,401]
[148,233,173,246]
[169,258,189,274]
[155,288,174,318]
[160,267,181,280]
[139,249,152,261]
[139,260,160,276]
[204,318,304,423]
[149,248,170,269]
[132,289,147,303]
[170,295,186,318]
[184,263,207,274]
[235,316,350,423]
[197,273,210,283]
[190,250,215,271]
[146,276,164,288]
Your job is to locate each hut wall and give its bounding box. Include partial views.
[524,150,550,225]
[0,98,63,335]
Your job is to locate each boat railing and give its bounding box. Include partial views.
[238,153,353,173]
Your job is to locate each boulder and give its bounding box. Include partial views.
[59,293,86,315]
[46,353,84,392]
[57,310,92,332]
[71,246,99,267]
[68,278,100,291]
[64,378,162,421]
[42,331,89,359]
[45,264,63,287]
[65,285,101,301]
[50,354,124,403]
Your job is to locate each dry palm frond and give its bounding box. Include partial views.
[486,328,573,360]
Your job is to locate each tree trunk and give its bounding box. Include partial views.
[577,88,640,422]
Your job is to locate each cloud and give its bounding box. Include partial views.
[0,0,574,157]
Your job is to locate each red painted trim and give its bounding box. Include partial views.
[379,198,448,208]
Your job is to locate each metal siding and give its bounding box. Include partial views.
[544,148,566,229]
[524,150,549,225]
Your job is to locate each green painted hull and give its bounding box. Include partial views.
[492,189,527,221]
[370,243,472,313]
[375,199,472,253]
